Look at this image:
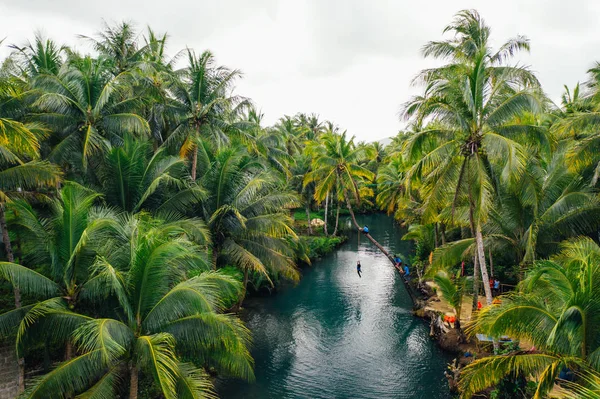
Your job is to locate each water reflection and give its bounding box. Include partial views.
[218,214,451,399]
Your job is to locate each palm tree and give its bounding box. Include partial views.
[96,135,195,213]
[243,108,293,178]
[376,157,408,216]
[131,27,182,148]
[0,183,109,391]
[275,115,307,158]
[9,34,64,78]
[304,131,374,231]
[79,21,146,75]
[166,50,245,180]
[32,55,149,169]
[4,214,252,398]
[431,146,600,278]
[459,237,600,398]
[291,153,315,235]
[402,9,543,306]
[295,113,325,141]
[433,270,467,332]
[0,73,62,393]
[192,143,300,303]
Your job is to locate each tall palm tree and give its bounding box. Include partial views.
[460,237,600,398]
[434,270,467,331]
[192,143,299,302]
[275,115,307,158]
[376,157,408,216]
[431,147,600,278]
[79,21,146,75]
[242,108,292,178]
[0,70,62,393]
[32,55,149,169]
[9,34,64,78]
[295,113,325,141]
[291,153,315,235]
[402,9,543,306]
[166,50,245,180]
[304,131,374,231]
[3,214,252,399]
[96,135,195,213]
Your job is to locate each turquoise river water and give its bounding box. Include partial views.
[218,214,452,399]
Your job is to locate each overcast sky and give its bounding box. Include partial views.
[2,0,600,142]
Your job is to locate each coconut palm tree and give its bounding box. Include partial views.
[291,153,315,235]
[275,115,307,158]
[4,213,252,399]
[96,135,197,213]
[166,50,245,180]
[191,143,299,303]
[79,21,146,75]
[295,113,325,141]
[402,9,544,306]
[433,270,467,331]
[0,68,62,393]
[431,147,600,278]
[304,131,374,231]
[9,34,64,78]
[459,237,600,398]
[242,108,292,178]
[376,157,408,216]
[32,55,149,170]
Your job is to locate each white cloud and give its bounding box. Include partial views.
[2,0,600,141]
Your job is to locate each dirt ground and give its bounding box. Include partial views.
[422,282,569,398]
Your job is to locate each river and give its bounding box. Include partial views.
[218,214,452,399]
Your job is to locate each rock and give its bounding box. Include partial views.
[310,218,325,227]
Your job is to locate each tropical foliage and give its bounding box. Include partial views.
[3,8,600,399]
[0,23,363,398]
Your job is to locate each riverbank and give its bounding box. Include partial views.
[412,282,572,398]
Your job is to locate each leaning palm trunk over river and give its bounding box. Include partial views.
[343,191,416,305]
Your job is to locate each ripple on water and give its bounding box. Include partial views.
[217,215,452,399]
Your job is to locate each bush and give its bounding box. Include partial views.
[301,236,345,259]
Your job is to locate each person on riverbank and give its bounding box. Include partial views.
[394,256,402,267]
[357,260,362,277]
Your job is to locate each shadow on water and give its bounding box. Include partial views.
[217,214,453,399]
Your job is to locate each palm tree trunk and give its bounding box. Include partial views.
[0,205,19,304]
[332,202,340,236]
[323,193,329,236]
[305,201,312,236]
[489,248,494,278]
[475,225,493,306]
[212,247,218,270]
[342,191,416,305]
[474,223,499,353]
[234,268,249,311]
[191,146,198,181]
[441,224,446,245]
[0,204,25,393]
[65,341,73,360]
[434,223,439,248]
[129,364,139,399]
[471,253,480,313]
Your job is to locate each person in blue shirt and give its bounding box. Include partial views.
[356,261,362,278]
[362,225,369,234]
[394,256,402,267]
[403,265,409,277]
